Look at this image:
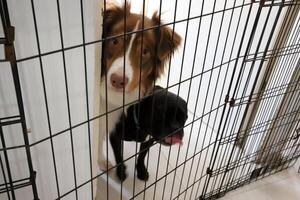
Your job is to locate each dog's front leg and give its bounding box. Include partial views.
[98,116,113,171]
[109,131,127,181]
[136,138,155,181]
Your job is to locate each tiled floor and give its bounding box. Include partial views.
[221,164,300,200]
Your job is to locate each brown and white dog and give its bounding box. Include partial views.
[98,2,181,170]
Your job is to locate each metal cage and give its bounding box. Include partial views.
[0,0,299,199]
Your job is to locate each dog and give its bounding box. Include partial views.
[110,86,188,181]
[98,2,181,170]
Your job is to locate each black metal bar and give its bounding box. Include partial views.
[0,126,15,199]
[0,132,11,200]
[55,0,78,199]
[79,0,94,198]
[29,0,61,198]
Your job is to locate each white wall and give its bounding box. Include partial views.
[1,0,102,199]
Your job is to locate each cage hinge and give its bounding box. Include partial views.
[5,26,15,43]
[5,44,15,62]
[225,95,235,107]
[224,95,229,103]
[3,26,16,62]
[229,98,235,107]
[293,128,300,139]
[206,167,213,176]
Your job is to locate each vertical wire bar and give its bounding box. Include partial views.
[168,0,196,198]
[0,0,9,30]
[142,0,169,199]
[153,0,180,199]
[149,1,165,199]
[101,0,110,199]
[55,1,78,199]
[0,153,11,200]
[150,1,164,199]
[0,126,15,199]
[153,0,181,199]
[79,0,94,198]
[150,1,188,198]
[133,0,146,198]
[121,1,127,199]
[30,0,61,197]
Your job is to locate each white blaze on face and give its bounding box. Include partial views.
[107,21,140,92]
[101,21,141,108]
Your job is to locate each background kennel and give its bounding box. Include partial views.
[0,0,300,200]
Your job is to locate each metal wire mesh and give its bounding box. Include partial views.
[0,0,299,200]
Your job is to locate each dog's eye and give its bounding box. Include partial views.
[143,48,149,55]
[112,38,119,45]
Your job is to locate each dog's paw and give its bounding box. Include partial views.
[98,159,113,171]
[116,164,127,182]
[136,164,149,181]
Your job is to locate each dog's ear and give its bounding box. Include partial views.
[152,11,181,63]
[102,2,131,32]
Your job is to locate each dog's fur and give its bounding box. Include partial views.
[98,2,181,170]
[110,86,188,181]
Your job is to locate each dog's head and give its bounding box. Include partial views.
[102,2,181,101]
[139,86,188,145]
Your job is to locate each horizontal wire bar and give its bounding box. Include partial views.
[16,3,252,63]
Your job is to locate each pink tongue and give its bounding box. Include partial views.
[164,135,183,145]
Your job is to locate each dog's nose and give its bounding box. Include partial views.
[110,73,129,89]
